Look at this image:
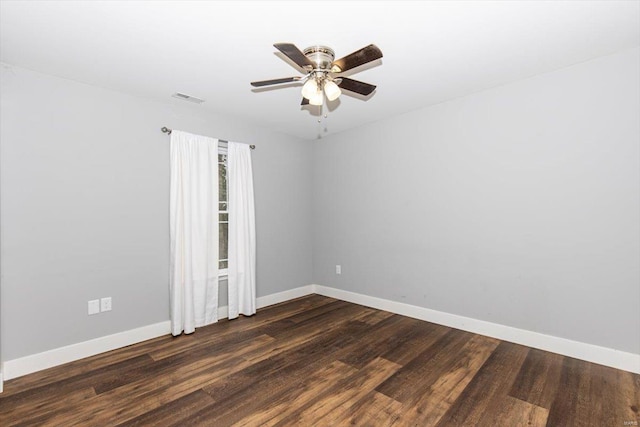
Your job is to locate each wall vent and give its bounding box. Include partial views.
[171,92,205,104]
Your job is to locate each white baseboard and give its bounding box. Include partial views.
[2,285,317,382]
[4,283,637,383]
[3,321,172,381]
[257,284,315,309]
[216,285,316,319]
[313,284,640,374]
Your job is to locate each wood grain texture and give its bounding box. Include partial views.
[509,347,564,409]
[0,295,638,426]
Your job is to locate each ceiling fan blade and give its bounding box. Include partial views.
[250,77,301,87]
[337,77,377,96]
[301,97,309,106]
[273,43,315,69]
[331,44,383,73]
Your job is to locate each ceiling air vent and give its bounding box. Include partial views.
[171,92,205,104]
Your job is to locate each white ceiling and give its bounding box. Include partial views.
[1,1,639,140]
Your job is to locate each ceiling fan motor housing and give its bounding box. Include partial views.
[303,46,335,70]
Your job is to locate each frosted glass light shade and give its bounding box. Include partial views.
[301,78,319,99]
[309,90,323,106]
[324,80,342,101]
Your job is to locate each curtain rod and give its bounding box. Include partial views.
[161,127,255,149]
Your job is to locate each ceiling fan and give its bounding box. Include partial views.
[250,43,383,107]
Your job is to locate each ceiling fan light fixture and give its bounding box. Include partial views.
[308,90,323,106]
[324,80,341,101]
[301,78,319,99]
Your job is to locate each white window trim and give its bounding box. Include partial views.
[219,141,228,278]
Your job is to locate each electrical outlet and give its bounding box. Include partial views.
[88,299,100,315]
[100,297,112,312]
[336,265,341,275]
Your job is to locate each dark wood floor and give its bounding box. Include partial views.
[1,295,638,426]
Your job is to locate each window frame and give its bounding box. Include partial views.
[218,142,229,277]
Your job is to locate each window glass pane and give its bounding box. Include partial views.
[219,213,228,222]
[219,202,227,212]
[219,222,228,264]
[219,260,228,270]
[218,163,227,202]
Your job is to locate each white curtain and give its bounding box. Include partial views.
[227,142,256,319]
[169,130,219,335]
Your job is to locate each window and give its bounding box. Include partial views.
[218,147,228,274]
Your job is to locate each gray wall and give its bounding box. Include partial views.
[2,47,638,363]
[312,48,640,354]
[0,66,313,361]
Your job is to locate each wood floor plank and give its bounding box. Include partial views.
[337,314,419,369]
[359,308,395,325]
[508,347,563,409]
[392,334,500,426]
[195,314,401,425]
[14,334,275,426]
[115,390,217,426]
[379,318,451,366]
[583,363,640,426]
[177,328,371,425]
[1,295,636,427]
[434,341,530,426]
[239,305,373,368]
[0,336,168,398]
[273,357,402,426]
[485,395,549,427]
[546,356,594,426]
[197,320,376,422]
[376,328,475,402]
[0,354,153,417]
[330,390,403,426]
[229,361,359,427]
[0,387,97,427]
[620,369,640,424]
[148,294,336,361]
[259,299,360,338]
